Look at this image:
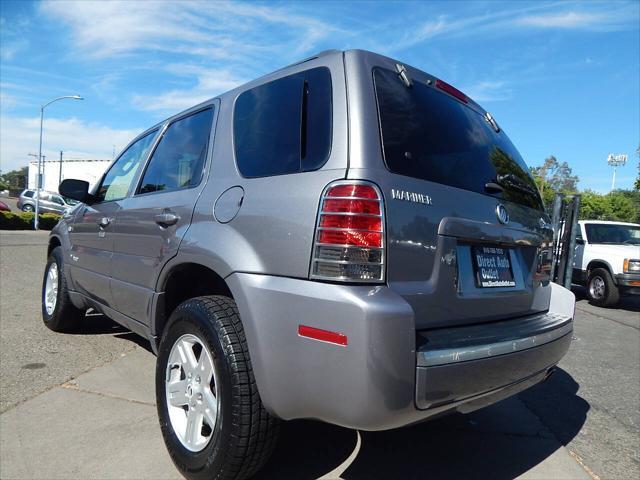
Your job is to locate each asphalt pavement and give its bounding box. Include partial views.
[1,230,638,479]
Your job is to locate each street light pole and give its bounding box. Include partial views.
[606,153,627,192]
[35,95,83,229]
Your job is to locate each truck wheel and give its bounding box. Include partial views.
[586,268,620,307]
[156,296,279,480]
[42,246,85,332]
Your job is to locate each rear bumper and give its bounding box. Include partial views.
[228,273,574,431]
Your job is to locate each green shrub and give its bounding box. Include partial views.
[0,211,62,230]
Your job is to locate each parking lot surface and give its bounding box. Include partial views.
[1,230,638,479]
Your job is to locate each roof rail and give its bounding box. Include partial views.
[279,49,341,71]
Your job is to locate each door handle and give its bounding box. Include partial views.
[154,212,180,227]
[97,217,112,228]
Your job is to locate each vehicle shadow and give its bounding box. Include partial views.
[257,369,588,480]
[67,310,155,353]
[572,284,640,313]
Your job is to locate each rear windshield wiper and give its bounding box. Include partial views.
[484,182,504,194]
[496,173,538,196]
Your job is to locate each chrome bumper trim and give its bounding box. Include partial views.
[417,320,573,367]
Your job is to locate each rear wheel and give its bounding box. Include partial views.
[22,204,34,212]
[42,247,85,332]
[586,268,619,307]
[156,296,279,480]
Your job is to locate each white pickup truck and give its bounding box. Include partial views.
[573,220,640,306]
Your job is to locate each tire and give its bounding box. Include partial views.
[586,268,620,307]
[156,296,279,480]
[42,246,85,332]
[22,204,34,212]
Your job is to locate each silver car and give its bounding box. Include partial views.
[17,189,77,214]
[44,49,574,480]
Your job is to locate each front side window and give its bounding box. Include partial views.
[51,195,65,205]
[95,130,158,203]
[373,67,543,211]
[234,67,332,177]
[138,108,213,195]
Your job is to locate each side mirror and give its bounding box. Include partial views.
[59,179,92,204]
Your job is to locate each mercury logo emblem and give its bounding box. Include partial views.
[496,204,509,224]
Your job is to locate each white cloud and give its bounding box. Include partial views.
[132,66,245,114]
[0,115,141,172]
[39,0,339,59]
[463,81,512,102]
[517,11,610,29]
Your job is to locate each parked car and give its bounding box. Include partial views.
[0,200,10,212]
[17,189,78,214]
[573,220,640,306]
[0,189,9,197]
[44,49,575,480]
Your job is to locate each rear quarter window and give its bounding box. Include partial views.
[233,67,332,178]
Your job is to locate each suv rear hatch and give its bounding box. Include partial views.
[351,62,553,330]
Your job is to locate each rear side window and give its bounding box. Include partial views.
[234,67,332,177]
[373,68,543,211]
[138,108,213,195]
[23,191,34,198]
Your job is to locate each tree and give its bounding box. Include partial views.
[634,144,639,191]
[530,156,579,212]
[530,156,579,194]
[0,167,27,190]
[579,189,638,223]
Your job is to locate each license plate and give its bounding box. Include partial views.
[471,246,516,288]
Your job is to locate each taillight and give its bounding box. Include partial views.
[310,181,385,282]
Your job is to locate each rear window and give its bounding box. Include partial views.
[373,67,543,211]
[234,67,332,177]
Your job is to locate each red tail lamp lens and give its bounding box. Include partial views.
[318,230,382,248]
[320,214,382,231]
[325,184,379,199]
[322,199,381,215]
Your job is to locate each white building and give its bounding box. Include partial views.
[28,158,111,192]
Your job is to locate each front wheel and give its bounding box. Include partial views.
[156,296,279,480]
[42,247,85,332]
[586,268,620,307]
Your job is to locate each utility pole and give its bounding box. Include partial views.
[59,151,63,187]
[607,154,627,191]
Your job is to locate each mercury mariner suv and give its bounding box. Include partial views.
[43,49,575,480]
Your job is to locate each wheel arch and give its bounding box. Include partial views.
[586,260,617,284]
[152,261,234,349]
[47,235,62,257]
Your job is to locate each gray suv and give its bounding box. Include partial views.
[44,50,575,480]
[18,189,77,214]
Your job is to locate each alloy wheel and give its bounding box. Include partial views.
[165,334,219,452]
[44,263,59,315]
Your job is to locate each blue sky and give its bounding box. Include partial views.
[1,0,638,192]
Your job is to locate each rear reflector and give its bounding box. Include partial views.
[435,79,468,104]
[310,181,385,283]
[298,325,348,346]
